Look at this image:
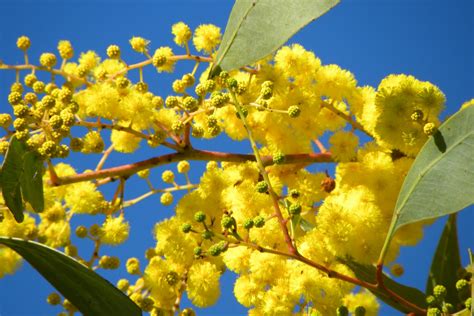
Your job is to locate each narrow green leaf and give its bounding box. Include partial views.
[20,151,44,213]
[426,214,462,306]
[211,0,340,75]
[380,106,474,261]
[299,217,315,232]
[340,257,427,314]
[1,137,26,222]
[452,309,471,316]
[0,237,142,316]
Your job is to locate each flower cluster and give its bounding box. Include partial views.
[0,20,470,316]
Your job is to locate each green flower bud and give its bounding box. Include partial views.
[260,86,273,100]
[208,244,221,256]
[433,285,447,300]
[427,307,441,316]
[201,230,213,240]
[256,181,268,193]
[221,216,234,229]
[226,78,238,90]
[117,279,129,292]
[288,203,302,215]
[426,295,436,306]
[354,306,366,316]
[181,223,192,233]
[288,105,301,118]
[75,226,88,238]
[46,292,61,305]
[465,297,471,310]
[456,279,469,291]
[166,271,179,286]
[254,216,265,228]
[336,306,349,316]
[193,246,202,256]
[289,189,300,199]
[273,152,285,165]
[194,211,206,223]
[243,219,254,230]
[423,122,437,136]
[442,303,453,314]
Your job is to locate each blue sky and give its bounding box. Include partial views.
[0,0,473,315]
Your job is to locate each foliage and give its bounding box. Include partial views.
[0,1,472,315]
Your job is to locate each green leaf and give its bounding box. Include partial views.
[1,137,26,222]
[211,0,340,76]
[0,137,45,222]
[0,237,142,316]
[299,217,315,232]
[380,106,474,261]
[426,214,462,306]
[340,257,427,314]
[20,151,44,213]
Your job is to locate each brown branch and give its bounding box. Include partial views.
[50,149,332,186]
[0,64,91,86]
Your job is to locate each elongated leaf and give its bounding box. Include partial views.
[380,106,474,261]
[20,151,44,213]
[211,0,339,75]
[426,214,462,306]
[0,237,142,316]
[340,257,427,314]
[1,137,26,222]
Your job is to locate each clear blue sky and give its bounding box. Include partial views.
[0,1,473,315]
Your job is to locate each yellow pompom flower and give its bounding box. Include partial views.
[329,130,359,162]
[143,257,178,309]
[110,130,141,153]
[187,261,221,307]
[177,160,190,173]
[315,64,357,101]
[129,36,149,53]
[274,44,321,82]
[152,47,175,73]
[342,291,380,316]
[234,274,263,307]
[161,170,175,183]
[0,248,22,278]
[38,220,70,248]
[193,24,221,54]
[100,216,130,245]
[39,53,57,68]
[172,22,192,46]
[64,181,105,214]
[372,74,445,155]
[57,40,74,59]
[78,50,101,71]
[16,36,31,50]
[160,192,173,206]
